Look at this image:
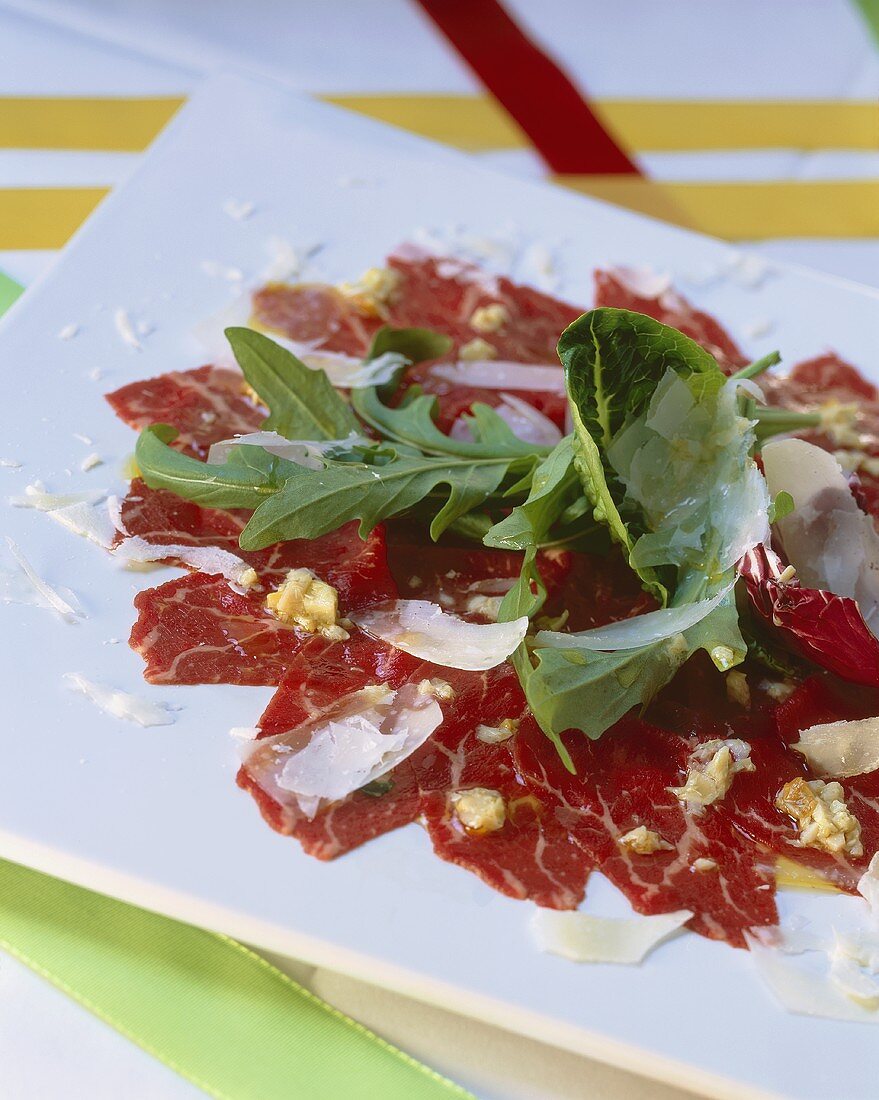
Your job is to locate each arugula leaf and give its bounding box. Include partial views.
[497,549,576,771]
[366,325,453,363]
[351,386,542,460]
[484,436,580,550]
[366,325,453,400]
[135,424,295,509]
[226,327,358,440]
[560,308,726,602]
[523,594,745,743]
[239,449,520,549]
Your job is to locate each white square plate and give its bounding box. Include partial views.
[2,72,879,1100]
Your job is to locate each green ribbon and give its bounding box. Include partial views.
[0,859,474,1100]
[0,269,23,314]
[853,0,879,46]
[0,270,471,1099]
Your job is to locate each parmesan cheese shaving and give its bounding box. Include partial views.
[112,537,258,591]
[206,430,368,468]
[762,437,879,632]
[531,908,692,965]
[10,482,105,511]
[493,393,563,446]
[791,717,879,779]
[430,361,565,395]
[350,600,528,671]
[746,933,879,1024]
[536,585,733,652]
[64,672,176,727]
[3,538,80,621]
[243,683,442,818]
[114,308,143,350]
[858,853,879,919]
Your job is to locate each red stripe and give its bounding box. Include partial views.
[414,0,639,175]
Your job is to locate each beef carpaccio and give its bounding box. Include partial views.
[106,247,879,950]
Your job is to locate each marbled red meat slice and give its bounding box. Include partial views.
[736,676,879,891]
[121,481,398,596]
[388,249,578,431]
[251,283,381,355]
[763,353,878,407]
[239,656,592,906]
[248,249,575,432]
[237,633,422,857]
[124,482,399,684]
[387,249,580,362]
[515,711,778,946]
[594,269,747,372]
[106,366,262,459]
[412,664,592,909]
[131,572,305,685]
[385,530,571,617]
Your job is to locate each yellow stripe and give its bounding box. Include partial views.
[595,99,879,153]
[0,94,874,155]
[0,178,877,249]
[324,95,878,153]
[0,97,183,151]
[323,94,528,151]
[559,176,879,239]
[0,188,107,249]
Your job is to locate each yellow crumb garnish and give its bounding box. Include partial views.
[338,267,402,318]
[618,825,673,855]
[469,303,509,334]
[776,777,863,857]
[459,337,497,361]
[265,568,348,640]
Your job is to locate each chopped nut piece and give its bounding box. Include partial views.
[776,777,863,857]
[450,787,506,834]
[241,380,266,406]
[820,401,861,448]
[239,566,259,590]
[692,858,718,873]
[476,717,519,744]
[618,825,673,855]
[469,303,509,334]
[459,337,497,361]
[417,677,456,701]
[725,670,751,708]
[338,266,401,318]
[265,568,348,639]
[833,449,879,478]
[669,739,755,808]
[465,593,504,621]
[761,678,797,703]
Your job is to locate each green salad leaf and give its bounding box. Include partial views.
[226,326,358,440]
[135,425,298,509]
[351,385,543,460]
[239,446,528,548]
[559,308,727,603]
[523,593,745,743]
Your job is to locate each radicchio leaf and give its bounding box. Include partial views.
[740,545,879,688]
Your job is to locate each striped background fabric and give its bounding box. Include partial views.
[1,0,878,291]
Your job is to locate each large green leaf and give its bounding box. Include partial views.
[366,325,453,364]
[351,386,543,460]
[226,327,359,440]
[484,436,579,550]
[239,450,514,549]
[135,425,295,509]
[524,593,746,742]
[559,308,727,603]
